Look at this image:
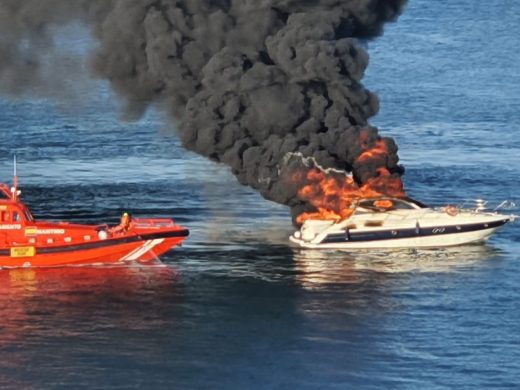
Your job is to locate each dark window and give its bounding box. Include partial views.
[402,197,429,208]
[389,200,416,210]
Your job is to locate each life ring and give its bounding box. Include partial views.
[445,205,459,216]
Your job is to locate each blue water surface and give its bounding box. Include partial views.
[0,1,519,389]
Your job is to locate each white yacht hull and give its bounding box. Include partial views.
[290,225,502,249]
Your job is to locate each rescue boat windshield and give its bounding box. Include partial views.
[23,207,34,222]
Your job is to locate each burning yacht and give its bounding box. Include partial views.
[290,197,516,249]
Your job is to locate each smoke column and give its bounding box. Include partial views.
[0,1,111,98]
[0,0,408,222]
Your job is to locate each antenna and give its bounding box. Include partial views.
[12,155,19,201]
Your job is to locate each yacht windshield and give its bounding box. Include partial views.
[402,197,429,208]
[357,198,427,212]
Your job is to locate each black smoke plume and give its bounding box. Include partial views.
[0,0,407,222]
[0,1,110,98]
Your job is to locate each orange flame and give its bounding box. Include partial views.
[294,136,405,224]
[356,139,389,162]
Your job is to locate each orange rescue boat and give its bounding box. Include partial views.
[0,172,189,268]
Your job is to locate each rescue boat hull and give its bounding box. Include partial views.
[0,229,189,268]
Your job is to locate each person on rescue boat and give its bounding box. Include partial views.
[110,212,132,234]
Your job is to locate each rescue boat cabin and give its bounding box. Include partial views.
[0,183,34,223]
[0,199,34,224]
[0,182,99,249]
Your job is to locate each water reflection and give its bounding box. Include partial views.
[0,264,181,341]
[0,264,184,387]
[292,244,502,288]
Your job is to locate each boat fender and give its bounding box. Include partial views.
[445,205,459,216]
[98,230,108,240]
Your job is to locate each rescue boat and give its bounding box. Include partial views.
[0,171,189,268]
[290,197,516,249]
